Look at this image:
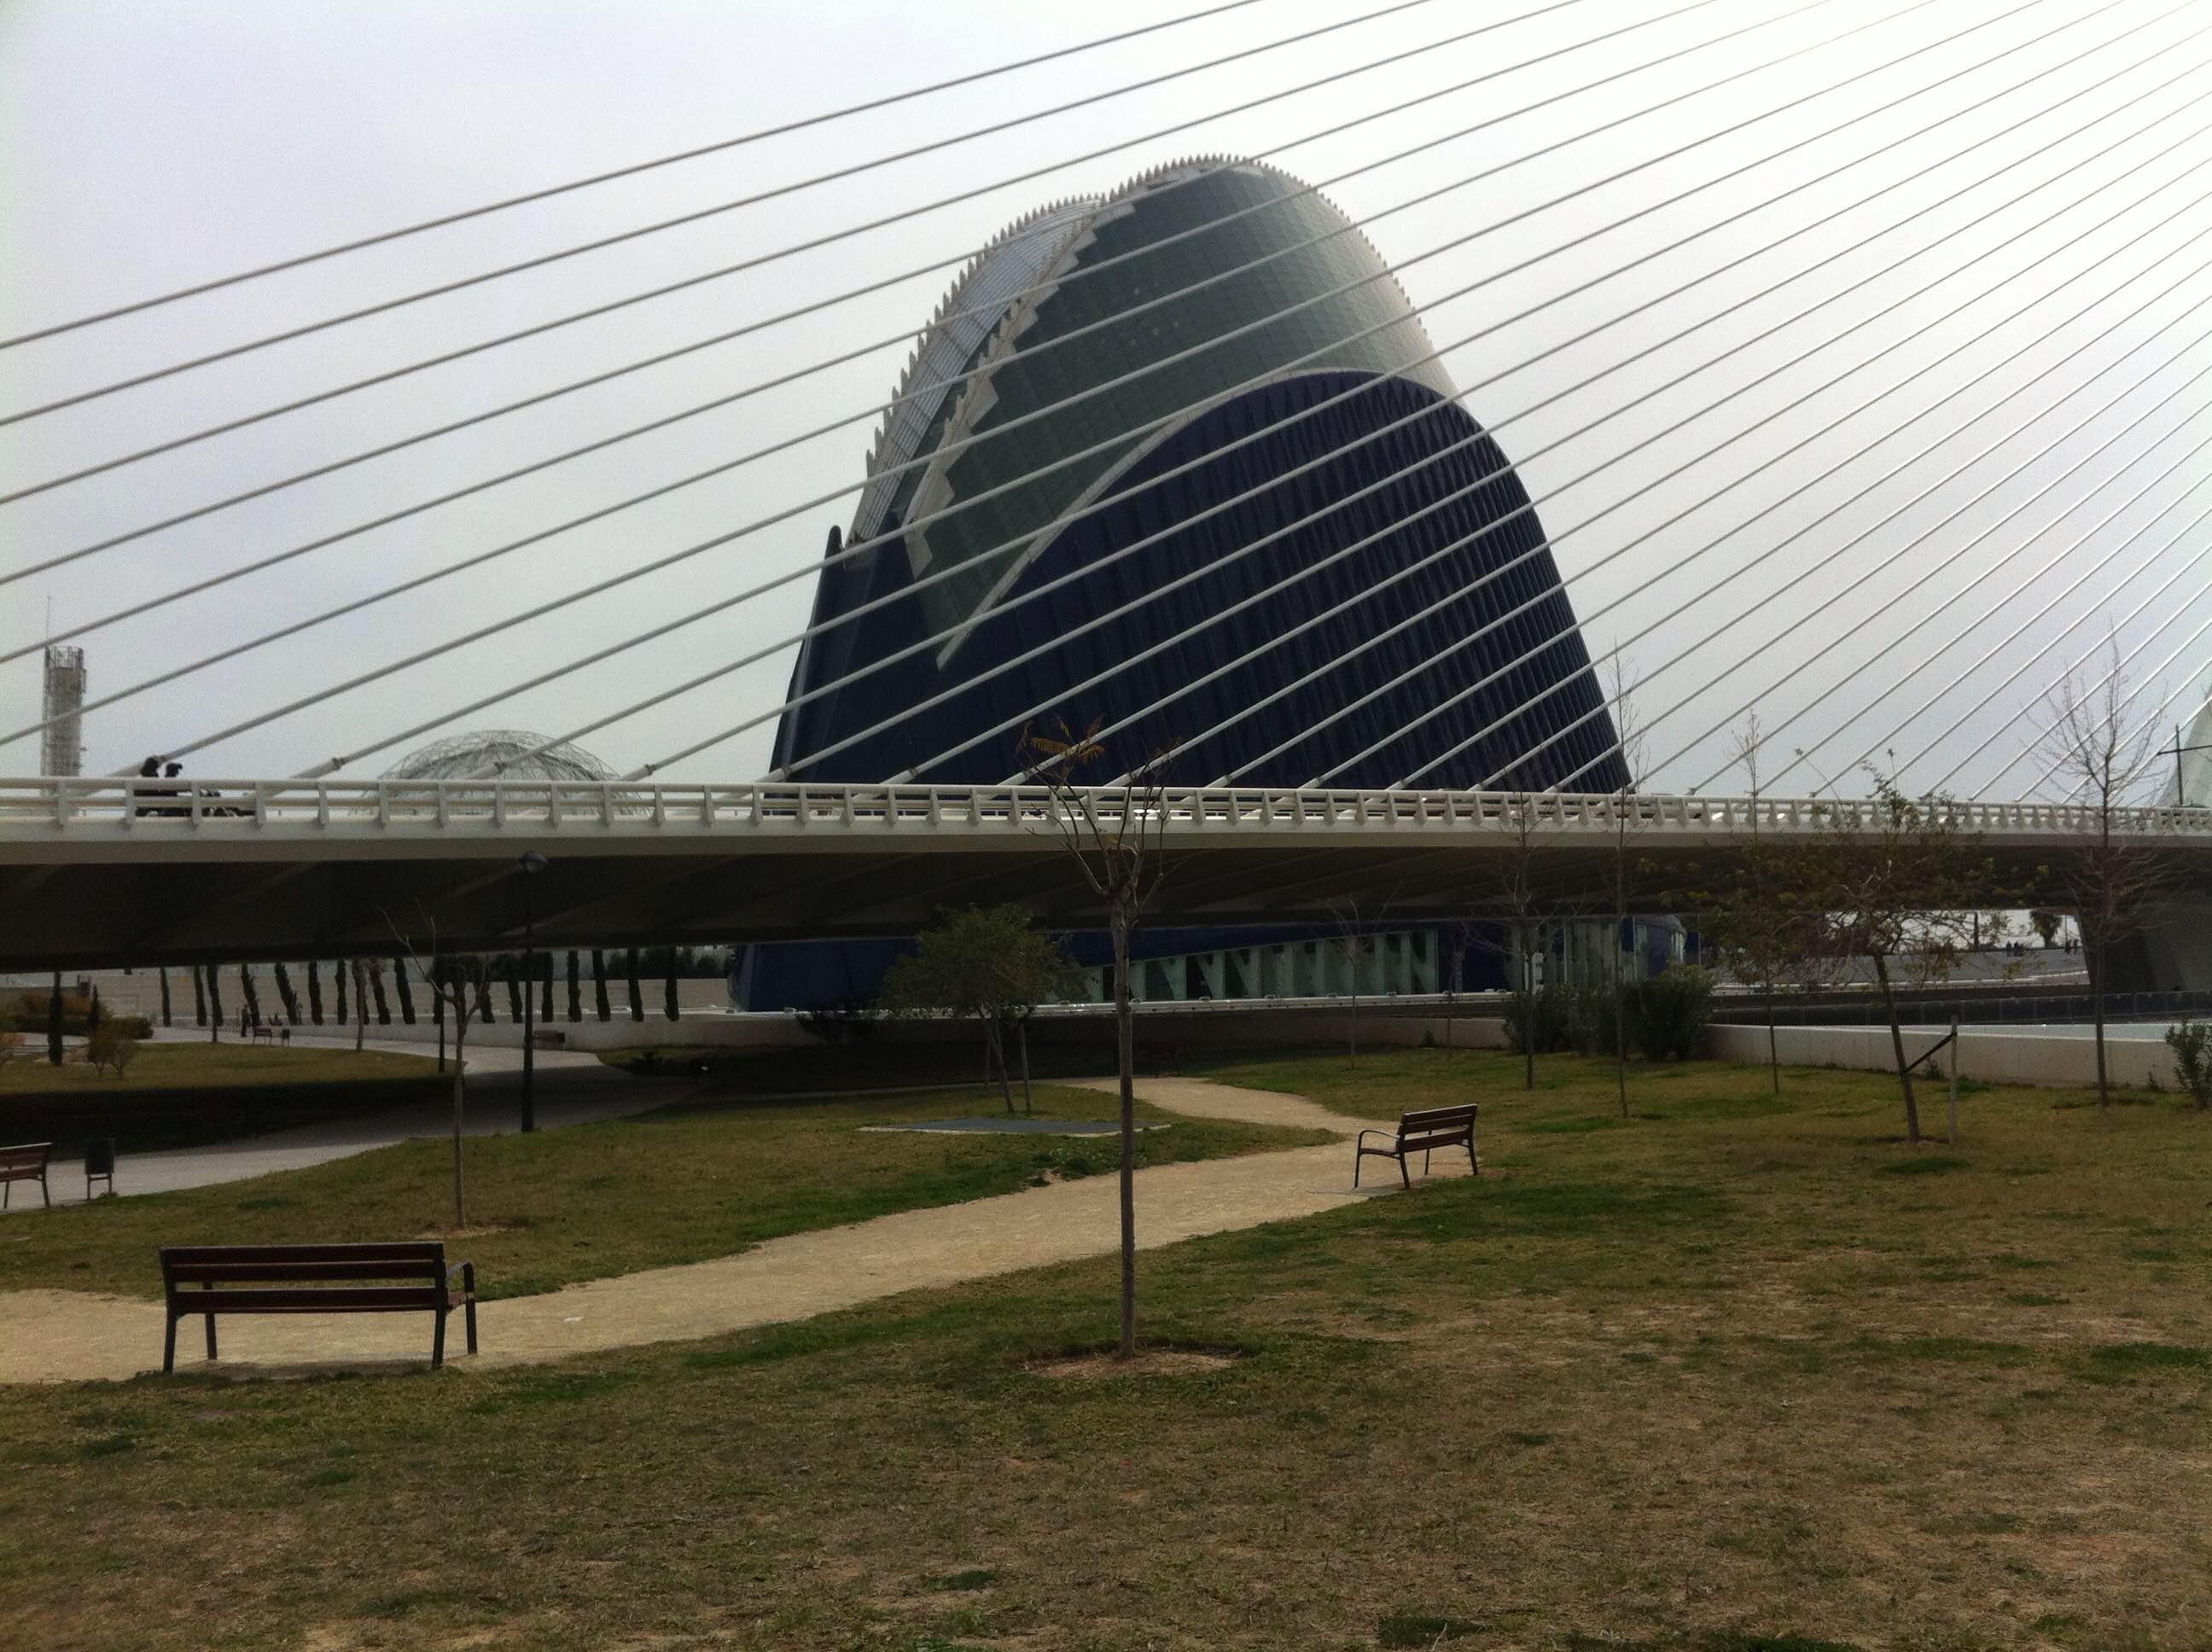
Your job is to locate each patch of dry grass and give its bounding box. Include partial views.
[2,1049,2208,1650]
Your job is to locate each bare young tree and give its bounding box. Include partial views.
[1018,718,1173,1360]
[1796,769,1999,1144]
[2035,648,2182,1108]
[1468,792,1563,1093]
[387,913,485,1227]
[1604,654,1648,1119]
[1323,888,1398,1062]
[1700,715,1825,1095]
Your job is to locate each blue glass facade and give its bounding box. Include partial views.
[744,160,1626,1009]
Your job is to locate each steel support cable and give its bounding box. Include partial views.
[1840,469,2212,792]
[0,0,1575,429]
[3,5,1895,691]
[1293,139,2212,789]
[1180,282,2207,792]
[503,9,2145,789]
[131,0,1988,776]
[1691,417,2212,794]
[1998,612,2212,797]
[1923,535,2212,793]
[3,3,1608,518]
[0,0,1298,350]
[1637,351,2212,793]
[1473,309,2212,795]
[970,114,2210,793]
[0,0,1786,587]
[624,73,2133,792]
[0,0,1844,614]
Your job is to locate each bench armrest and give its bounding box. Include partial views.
[1354,1129,1398,1148]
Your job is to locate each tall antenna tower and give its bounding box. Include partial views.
[39,645,85,777]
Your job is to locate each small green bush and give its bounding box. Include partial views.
[1505,982,1575,1055]
[84,1024,139,1079]
[1627,967,1714,1062]
[2164,1018,2212,1109]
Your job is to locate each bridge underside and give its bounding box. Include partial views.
[0,825,2128,973]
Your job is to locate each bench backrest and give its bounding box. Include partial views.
[1396,1105,1477,1147]
[160,1242,447,1294]
[0,1142,52,1174]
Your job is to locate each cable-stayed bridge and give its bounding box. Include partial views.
[3,777,2208,971]
[3,2,2209,989]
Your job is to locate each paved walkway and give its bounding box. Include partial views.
[38,1043,678,1203]
[0,1079,1462,1384]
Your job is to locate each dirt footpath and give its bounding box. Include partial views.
[1,1079,1456,1384]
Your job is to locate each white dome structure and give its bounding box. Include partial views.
[381,730,616,783]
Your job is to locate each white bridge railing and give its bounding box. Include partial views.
[3,777,2209,840]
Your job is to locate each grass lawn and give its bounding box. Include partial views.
[0,1083,1327,1302]
[3,1050,2209,1650]
[1,1042,447,1153]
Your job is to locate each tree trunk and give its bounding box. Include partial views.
[592,949,612,1021]
[1521,930,1534,1092]
[540,959,555,1024]
[1113,902,1137,1360]
[626,949,644,1022]
[159,966,172,1028]
[2089,923,2110,1109]
[449,1007,468,1228]
[1871,953,1920,1143]
[1615,829,1630,1117]
[205,963,223,1042]
[47,969,63,1066]
[352,960,369,1053]
[1018,1017,1034,1115]
[991,1020,1014,1114]
[1765,985,1779,1095]
[334,958,348,1025]
[433,958,446,1074]
[306,960,324,1024]
[663,954,679,1021]
[393,957,416,1024]
[192,963,208,1028]
[370,962,390,1025]
[567,951,582,1022]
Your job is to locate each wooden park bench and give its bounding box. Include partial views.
[158,1242,478,1373]
[1353,1104,1480,1190]
[1,1142,53,1209]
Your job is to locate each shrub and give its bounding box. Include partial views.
[796,998,882,1044]
[1570,986,1624,1058]
[1505,982,1575,1055]
[1627,967,1713,1062]
[85,1025,139,1079]
[2165,1018,2212,1110]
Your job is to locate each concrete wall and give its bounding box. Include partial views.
[323,1006,1517,1058]
[1707,1023,2180,1090]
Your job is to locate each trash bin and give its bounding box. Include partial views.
[84,1137,115,1200]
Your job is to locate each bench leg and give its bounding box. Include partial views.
[40,1170,49,1209]
[202,1282,218,1361]
[432,1304,447,1369]
[1398,1153,1411,1191]
[163,1312,178,1375]
[463,1263,478,1355]
[1353,1150,1362,1189]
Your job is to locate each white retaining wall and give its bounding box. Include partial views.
[1707,1023,2179,1090]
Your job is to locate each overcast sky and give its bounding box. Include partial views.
[3,0,2207,797]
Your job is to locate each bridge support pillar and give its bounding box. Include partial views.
[2100,901,2212,994]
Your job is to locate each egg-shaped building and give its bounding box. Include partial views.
[771,158,1625,794]
[744,159,1629,1009]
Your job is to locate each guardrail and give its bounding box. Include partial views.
[2,777,2209,838]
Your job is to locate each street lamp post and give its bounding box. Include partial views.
[518,851,549,1132]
